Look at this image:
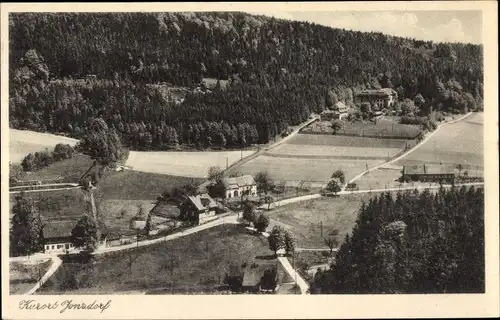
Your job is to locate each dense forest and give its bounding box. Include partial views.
[311,186,484,294]
[9,12,484,150]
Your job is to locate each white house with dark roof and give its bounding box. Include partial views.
[221,175,257,199]
[356,88,398,109]
[42,220,76,254]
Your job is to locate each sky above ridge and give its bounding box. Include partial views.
[250,11,482,45]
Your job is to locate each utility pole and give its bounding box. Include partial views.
[226,157,228,170]
[293,249,297,288]
[320,221,323,238]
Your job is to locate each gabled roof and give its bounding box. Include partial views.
[185,193,217,211]
[201,78,229,90]
[335,101,348,112]
[242,267,263,287]
[42,220,75,239]
[222,175,256,189]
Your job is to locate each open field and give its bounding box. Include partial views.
[126,150,256,178]
[301,118,421,139]
[395,112,484,173]
[17,154,94,182]
[232,155,384,183]
[10,259,52,294]
[354,112,484,190]
[288,134,409,148]
[267,193,380,248]
[9,129,78,164]
[39,224,291,294]
[268,144,403,160]
[231,133,413,183]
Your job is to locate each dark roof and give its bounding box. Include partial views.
[357,88,397,97]
[242,267,263,287]
[42,220,74,239]
[185,193,217,211]
[404,164,455,175]
[222,175,256,189]
[42,217,108,240]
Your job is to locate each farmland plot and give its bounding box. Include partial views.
[9,129,78,164]
[125,150,256,178]
[233,155,384,183]
[395,112,484,173]
[233,134,408,184]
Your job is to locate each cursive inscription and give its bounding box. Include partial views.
[19,299,112,313]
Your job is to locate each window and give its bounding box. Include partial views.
[234,190,239,197]
[57,244,63,249]
[51,245,55,250]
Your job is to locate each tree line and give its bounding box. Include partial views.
[9,12,483,151]
[21,143,75,172]
[311,186,484,294]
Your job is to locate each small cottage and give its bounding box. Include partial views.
[42,221,76,254]
[179,193,218,225]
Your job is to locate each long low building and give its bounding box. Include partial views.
[402,164,456,183]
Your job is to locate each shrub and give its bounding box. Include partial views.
[254,213,270,232]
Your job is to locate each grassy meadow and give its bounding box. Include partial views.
[38,224,290,294]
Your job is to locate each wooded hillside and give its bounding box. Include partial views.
[311,186,484,294]
[9,12,483,150]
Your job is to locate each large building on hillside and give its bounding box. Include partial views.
[222,175,257,199]
[356,88,398,109]
[402,164,455,183]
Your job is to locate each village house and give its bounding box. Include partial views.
[333,101,349,120]
[221,175,258,199]
[200,78,230,91]
[356,88,398,109]
[42,221,76,254]
[241,264,279,293]
[402,164,456,183]
[42,220,107,254]
[179,193,218,225]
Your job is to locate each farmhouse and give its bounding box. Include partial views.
[179,193,218,224]
[242,265,279,293]
[402,164,455,183]
[356,88,398,109]
[42,220,108,254]
[333,101,349,120]
[222,175,258,199]
[42,221,76,254]
[200,78,230,91]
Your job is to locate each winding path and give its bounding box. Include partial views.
[15,255,63,295]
